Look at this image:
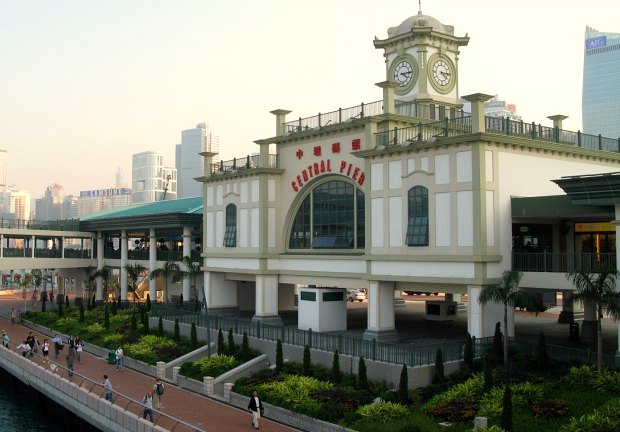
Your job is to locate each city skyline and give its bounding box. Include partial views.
[1,0,619,197]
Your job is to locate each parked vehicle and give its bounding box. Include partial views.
[347,289,366,302]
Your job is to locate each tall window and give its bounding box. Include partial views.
[406,186,429,246]
[289,180,365,250]
[223,204,237,247]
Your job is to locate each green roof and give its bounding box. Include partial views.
[80,196,203,221]
[552,171,620,205]
[511,195,612,219]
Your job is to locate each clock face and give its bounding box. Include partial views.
[393,61,413,87]
[432,59,452,86]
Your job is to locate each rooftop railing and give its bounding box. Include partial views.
[0,218,81,231]
[210,154,279,175]
[283,101,384,134]
[375,117,472,147]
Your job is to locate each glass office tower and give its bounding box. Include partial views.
[582,27,620,138]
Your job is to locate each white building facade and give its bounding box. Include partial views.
[131,151,177,204]
[176,123,219,199]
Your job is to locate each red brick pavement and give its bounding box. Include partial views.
[1,316,299,432]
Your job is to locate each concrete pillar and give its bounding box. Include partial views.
[467,285,506,338]
[31,235,35,258]
[462,93,494,133]
[376,80,398,115]
[547,114,568,130]
[558,291,574,323]
[363,281,398,342]
[156,361,165,379]
[252,275,282,325]
[120,229,128,301]
[204,376,214,396]
[204,271,238,314]
[149,228,157,302]
[182,226,191,301]
[172,366,180,384]
[270,109,292,137]
[581,300,597,343]
[223,382,234,402]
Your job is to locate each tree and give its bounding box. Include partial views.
[227,328,235,355]
[398,363,409,404]
[303,345,312,376]
[217,329,225,354]
[463,332,474,370]
[158,316,164,336]
[83,266,98,309]
[493,322,503,364]
[566,268,620,371]
[275,340,284,373]
[174,256,202,302]
[174,319,180,341]
[433,348,445,385]
[149,261,180,303]
[501,384,513,432]
[124,263,148,303]
[358,356,368,390]
[190,322,198,348]
[478,270,536,366]
[538,331,549,372]
[331,350,341,384]
[104,304,110,329]
[31,269,43,297]
[241,332,250,360]
[146,293,152,312]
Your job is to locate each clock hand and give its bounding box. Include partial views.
[440,71,451,77]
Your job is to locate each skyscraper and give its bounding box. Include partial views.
[582,26,620,138]
[0,149,7,192]
[175,123,219,198]
[131,151,177,203]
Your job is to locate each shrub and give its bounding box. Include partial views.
[275,340,284,373]
[101,334,123,349]
[83,323,107,339]
[143,313,150,334]
[501,384,513,432]
[493,322,502,364]
[425,373,483,422]
[180,354,238,380]
[399,364,409,404]
[240,332,250,360]
[560,398,620,432]
[357,401,409,423]
[227,328,235,355]
[303,345,311,375]
[158,316,163,336]
[131,312,137,331]
[538,331,549,371]
[433,349,445,385]
[104,304,110,329]
[464,333,474,370]
[258,374,332,410]
[358,356,368,390]
[190,322,198,348]
[217,329,225,354]
[174,319,180,341]
[531,399,571,419]
[478,381,544,419]
[79,303,85,323]
[332,350,342,384]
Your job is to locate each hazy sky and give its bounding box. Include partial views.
[1,0,618,197]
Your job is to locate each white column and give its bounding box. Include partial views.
[149,228,157,302]
[120,229,128,301]
[468,285,507,338]
[96,233,104,301]
[182,226,191,301]
[204,271,237,311]
[0,234,3,258]
[252,275,282,325]
[363,281,398,341]
[31,235,35,258]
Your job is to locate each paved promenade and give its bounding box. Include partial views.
[0,309,299,432]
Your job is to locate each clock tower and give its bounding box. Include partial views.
[374,9,469,110]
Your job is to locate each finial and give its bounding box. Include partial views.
[419,0,422,14]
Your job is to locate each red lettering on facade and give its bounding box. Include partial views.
[302,169,309,182]
[320,160,326,173]
[332,142,341,153]
[292,158,366,193]
[307,165,314,177]
[339,161,347,173]
[313,146,322,156]
[346,164,353,176]
[297,175,303,188]
[358,172,365,185]
[352,138,361,150]
[296,149,304,159]
[352,167,360,181]
[313,163,320,176]
[327,159,332,171]
[292,181,298,192]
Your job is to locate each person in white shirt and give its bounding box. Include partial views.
[17,340,31,358]
[247,390,264,429]
[115,346,124,371]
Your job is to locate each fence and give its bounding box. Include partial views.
[512,251,617,273]
[153,305,619,370]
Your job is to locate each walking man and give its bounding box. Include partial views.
[66,348,75,377]
[248,390,264,430]
[2,331,9,348]
[153,378,164,409]
[52,334,63,359]
[142,390,154,423]
[102,374,113,402]
[115,345,124,371]
[10,308,16,325]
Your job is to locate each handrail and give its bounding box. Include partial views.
[0,218,81,231]
[511,251,617,273]
[2,340,206,432]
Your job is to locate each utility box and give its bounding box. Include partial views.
[569,322,580,342]
[108,351,116,365]
[474,417,488,429]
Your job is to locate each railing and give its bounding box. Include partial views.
[395,100,468,120]
[512,252,617,273]
[283,101,383,134]
[485,116,620,152]
[2,340,205,432]
[152,305,620,371]
[157,250,183,262]
[0,218,81,231]
[128,249,150,261]
[210,154,278,175]
[63,248,92,259]
[375,117,472,148]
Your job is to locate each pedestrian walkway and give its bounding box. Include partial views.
[0,317,299,432]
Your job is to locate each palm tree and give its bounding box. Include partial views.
[478,270,536,366]
[124,263,148,303]
[149,261,179,303]
[173,256,202,302]
[83,266,97,305]
[566,268,620,371]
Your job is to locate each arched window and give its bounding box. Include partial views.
[289,180,365,249]
[406,186,428,246]
[223,204,237,247]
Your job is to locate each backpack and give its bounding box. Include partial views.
[156,382,164,396]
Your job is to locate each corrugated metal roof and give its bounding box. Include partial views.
[80,196,203,221]
[511,195,612,218]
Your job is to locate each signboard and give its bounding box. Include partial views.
[80,188,131,198]
[574,221,614,232]
[585,36,607,50]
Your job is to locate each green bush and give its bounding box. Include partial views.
[424,374,484,422]
[531,399,571,419]
[101,334,124,348]
[258,374,332,409]
[180,354,238,380]
[478,382,544,419]
[357,401,409,423]
[560,398,620,432]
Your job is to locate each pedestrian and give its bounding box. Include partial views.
[115,345,124,371]
[247,390,264,430]
[67,334,76,354]
[66,348,75,377]
[153,377,164,409]
[102,374,113,402]
[76,337,84,363]
[26,332,35,352]
[42,339,49,362]
[52,334,63,359]
[2,331,9,348]
[18,340,31,358]
[32,335,41,356]
[10,308,16,325]
[142,390,154,423]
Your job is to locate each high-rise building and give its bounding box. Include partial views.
[0,189,31,220]
[0,150,7,192]
[582,26,620,138]
[175,123,219,198]
[35,183,64,220]
[131,151,177,203]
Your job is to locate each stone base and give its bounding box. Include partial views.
[557,311,574,324]
[251,315,284,326]
[581,320,597,343]
[362,329,400,343]
[207,307,242,317]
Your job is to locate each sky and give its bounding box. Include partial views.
[1,0,619,198]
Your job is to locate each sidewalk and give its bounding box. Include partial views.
[1,317,299,432]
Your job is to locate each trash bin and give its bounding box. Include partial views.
[108,350,116,365]
[569,322,580,342]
